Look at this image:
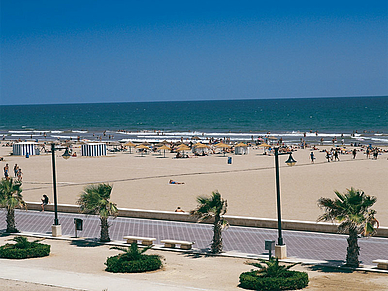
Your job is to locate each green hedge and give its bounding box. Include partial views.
[239,270,309,291]
[0,243,51,259]
[105,254,162,273]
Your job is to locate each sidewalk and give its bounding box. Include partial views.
[3,209,387,267]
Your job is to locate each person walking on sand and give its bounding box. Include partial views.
[352,148,357,159]
[3,163,9,179]
[310,151,315,163]
[16,168,22,181]
[41,194,49,211]
[13,164,19,177]
[334,149,340,161]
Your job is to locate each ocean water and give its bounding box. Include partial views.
[1,96,387,145]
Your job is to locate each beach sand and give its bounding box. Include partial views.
[0,144,387,226]
[0,235,387,291]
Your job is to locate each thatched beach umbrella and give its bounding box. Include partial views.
[136,144,150,156]
[193,143,209,155]
[176,144,190,157]
[215,142,231,156]
[157,144,171,158]
[124,141,136,153]
[258,142,271,154]
[235,142,248,155]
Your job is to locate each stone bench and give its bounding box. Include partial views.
[123,236,156,246]
[160,239,195,250]
[373,259,388,270]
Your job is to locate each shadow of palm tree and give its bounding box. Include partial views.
[308,260,355,273]
[70,238,101,248]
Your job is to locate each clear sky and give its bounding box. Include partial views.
[1,1,387,105]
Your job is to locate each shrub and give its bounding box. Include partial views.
[239,270,309,291]
[0,236,50,259]
[105,242,163,273]
[239,258,309,290]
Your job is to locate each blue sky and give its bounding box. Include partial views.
[1,1,387,105]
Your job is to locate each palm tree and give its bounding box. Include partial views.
[317,187,378,267]
[190,191,228,254]
[77,183,118,242]
[0,178,26,233]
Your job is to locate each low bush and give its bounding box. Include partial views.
[0,236,51,259]
[105,242,163,273]
[239,257,309,290]
[239,270,309,291]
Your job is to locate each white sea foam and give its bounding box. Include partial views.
[72,130,88,133]
[9,130,34,133]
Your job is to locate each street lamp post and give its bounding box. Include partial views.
[51,143,71,237]
[274,147,297,259]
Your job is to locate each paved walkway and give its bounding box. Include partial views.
[1,210,387,266]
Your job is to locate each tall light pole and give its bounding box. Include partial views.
[51,143,71,237]
[274,147,296,259]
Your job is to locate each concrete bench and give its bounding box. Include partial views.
[160,239,195,250]
[373,259,388,270]
[123,236,156,246]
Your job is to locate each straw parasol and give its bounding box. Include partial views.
[214,142,231,156]
[176,144,190,157]
[157,144,171,158]
[235,142,248,147]
[124,141,136,153]
[193,143,209,155]
[136,144,150,156]
[258,142,271,154]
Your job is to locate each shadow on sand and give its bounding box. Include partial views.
[308,260,357,273]
[70,238,101,248]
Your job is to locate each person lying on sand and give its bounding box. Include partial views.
[169,179,184,185]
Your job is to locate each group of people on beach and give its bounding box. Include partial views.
[3,163,23,181]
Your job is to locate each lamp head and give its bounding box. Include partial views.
[62,148,71,160]
[285,153,297,166]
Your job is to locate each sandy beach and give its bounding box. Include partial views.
[1,143,387,227]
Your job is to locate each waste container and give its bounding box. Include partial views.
[227,157,232,164]
[74,218,83,231]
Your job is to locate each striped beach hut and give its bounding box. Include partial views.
[81,143,107,157]
[13,142,39,156]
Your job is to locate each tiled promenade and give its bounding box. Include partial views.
[1,210,387,266]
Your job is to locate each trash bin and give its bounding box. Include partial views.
[74,218,83,231]
[227,157,232,164]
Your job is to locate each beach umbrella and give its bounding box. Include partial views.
[235,142,248,155]
[157,144,171,158]
[215,142,231,156]
[136,144,150,156]
[235,142,248,147]
[193,143,209,155]
[124,141,136,153]
[191,136,201,140]
[176,144,190,157]
[258,142,271,154]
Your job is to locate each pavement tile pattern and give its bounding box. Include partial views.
[1,210,387,266]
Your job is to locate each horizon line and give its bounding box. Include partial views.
[1,95,387,107]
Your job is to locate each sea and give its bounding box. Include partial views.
[1,96,388,146]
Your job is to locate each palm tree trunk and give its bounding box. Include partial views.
[346,228,360,267]
[100,216,110,242]
[211,215,223,254]
[6,207,19,233]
